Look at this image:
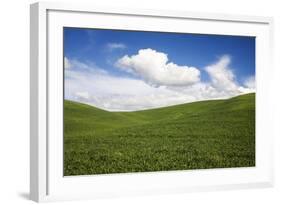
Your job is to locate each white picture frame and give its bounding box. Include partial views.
[30,2,274,202]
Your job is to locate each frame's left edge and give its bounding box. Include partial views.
[30,2,48,202]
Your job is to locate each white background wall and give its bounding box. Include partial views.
[0,0,280,204]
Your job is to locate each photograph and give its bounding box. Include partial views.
[63,27,256,176]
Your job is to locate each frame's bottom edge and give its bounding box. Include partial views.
[36,181,273,203]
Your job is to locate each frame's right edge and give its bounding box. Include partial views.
[268,17,275,188]
[259,17,274,188]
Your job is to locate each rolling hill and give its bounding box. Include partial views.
[64,93,255,176]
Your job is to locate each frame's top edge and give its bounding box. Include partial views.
[34,1,272,24]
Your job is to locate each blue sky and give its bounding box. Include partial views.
[64,27,255,111]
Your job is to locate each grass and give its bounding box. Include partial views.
[64,93,255,176]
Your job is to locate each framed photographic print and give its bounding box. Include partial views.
[30,2,274,202]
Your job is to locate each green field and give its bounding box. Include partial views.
[64,93,255,176]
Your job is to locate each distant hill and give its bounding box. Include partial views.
[64,93,255,176]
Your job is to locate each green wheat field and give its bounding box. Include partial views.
[64,93,255,176]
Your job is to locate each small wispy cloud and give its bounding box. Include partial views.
[243,76,255,89]
[64,57,72,69]
[106,43,126,51]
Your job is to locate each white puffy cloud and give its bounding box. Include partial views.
[244,76,255,89]
[204,55,257,97]
[65,54,255,111]
[116,48,200,86]
[236,76,256,94]
[205,55,238,92]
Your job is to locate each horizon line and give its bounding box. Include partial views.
[64,92,255,113]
